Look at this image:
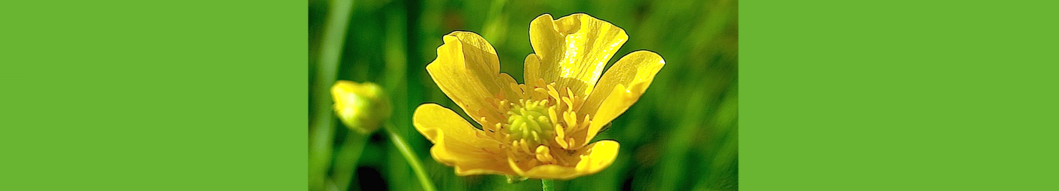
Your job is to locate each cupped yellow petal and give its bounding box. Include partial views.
[520,140,621,180]
[427,31,515,126]
[413,103,514,175]
[528,13,628,99]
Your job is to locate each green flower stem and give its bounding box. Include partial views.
[542,179,555,191]
[331,131,368,191]
[385,123,437,191]
[309,0,354,190]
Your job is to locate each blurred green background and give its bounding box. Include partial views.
[308,0,737,190]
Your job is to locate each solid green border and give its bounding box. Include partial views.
[11,1,306,190]
[742,1,1058,190]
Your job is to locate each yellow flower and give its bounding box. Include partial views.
[413,13,665,180]
[332,80,391,134]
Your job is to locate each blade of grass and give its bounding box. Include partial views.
[310,0,355,190]
[331,131,368,191]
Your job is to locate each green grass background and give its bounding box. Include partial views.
[307,0,738,190]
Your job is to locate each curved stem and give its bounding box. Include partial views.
[385,124,437,191]
[542,179,554,191]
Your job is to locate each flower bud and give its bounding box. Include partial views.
[331,80,391,134]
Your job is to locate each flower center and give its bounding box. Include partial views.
[504,99,554,146]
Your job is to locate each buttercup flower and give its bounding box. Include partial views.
[414,13,665,179]
[332,80,391,134]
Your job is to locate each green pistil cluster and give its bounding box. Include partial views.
[506,99,554,146]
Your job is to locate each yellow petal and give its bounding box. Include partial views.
[583,84,645,145]
[498,72,522,100]
[523,54,541,85]
[580,51,665,116]
[520,164,572,179]
[573,140,620,174]
[578,51,664,143]
[413,103,514,175]
[528,13,628,99]
[426,31,512,125]
[520,140,620,180]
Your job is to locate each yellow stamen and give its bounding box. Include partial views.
[535,145,554,163]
